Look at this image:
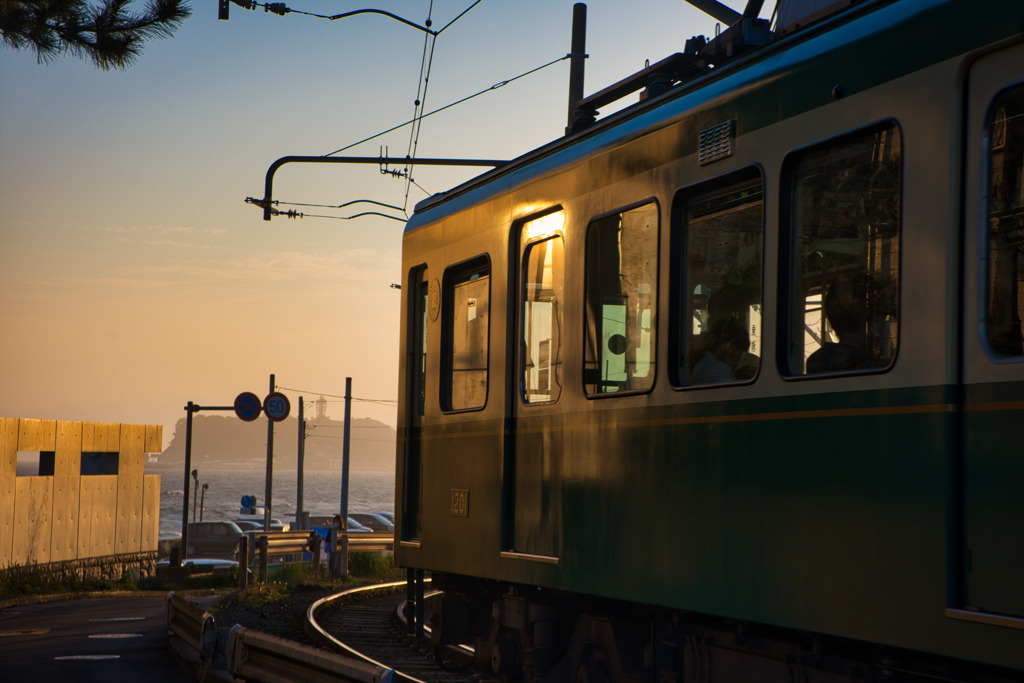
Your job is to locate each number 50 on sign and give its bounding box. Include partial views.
[263,392,290,421]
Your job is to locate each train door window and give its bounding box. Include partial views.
[520,212,565,404]
[674,169,763,387]
[402,267,428,541]
[413,272,429,416]
[985,85,1024,358]
[782,124,901,376]
[584,202,658,395]
[443,257,490,411]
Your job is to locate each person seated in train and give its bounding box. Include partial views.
[691,316,752,384]
[806,274,872,373]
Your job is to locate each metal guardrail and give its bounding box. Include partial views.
[236,528,395,587]
[252,530,323,584]
[333,531,394,553]
[165,590,217,661]
[227,624,394,683]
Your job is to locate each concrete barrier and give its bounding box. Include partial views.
[226,624,394,683]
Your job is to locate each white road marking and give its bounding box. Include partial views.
[88,633,144,639]
[88,616,145,622]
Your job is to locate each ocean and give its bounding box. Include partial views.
[154,467,395,540]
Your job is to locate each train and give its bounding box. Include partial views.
[391,0,1024,680]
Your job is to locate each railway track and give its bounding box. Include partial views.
[307,580,480,683]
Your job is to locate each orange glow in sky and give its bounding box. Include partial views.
[1,1,773,447]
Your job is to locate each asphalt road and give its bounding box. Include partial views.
[0,595,195,682]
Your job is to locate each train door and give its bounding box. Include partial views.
[959,41,1024,620]
[505,210,565,560]
[401,266,429,542]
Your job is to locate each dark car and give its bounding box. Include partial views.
[349,512,394,533]
[185,521,244,560]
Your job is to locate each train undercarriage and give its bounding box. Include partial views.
[421,573,1024,683]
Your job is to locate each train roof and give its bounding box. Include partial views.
[404,0,1021,234]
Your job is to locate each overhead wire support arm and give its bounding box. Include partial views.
[253,155,507,221]
[326,9,436,34]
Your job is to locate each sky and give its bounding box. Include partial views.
[1,0,775,449]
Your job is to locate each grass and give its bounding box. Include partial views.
[0,551,402,602]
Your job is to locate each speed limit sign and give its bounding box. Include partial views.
[263,392,291,421]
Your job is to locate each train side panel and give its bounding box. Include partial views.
[394,0,1024,676]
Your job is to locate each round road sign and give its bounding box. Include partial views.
[234,392,262,421]
[264,392,291,421]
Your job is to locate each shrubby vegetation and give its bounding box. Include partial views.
[0,562,138,600]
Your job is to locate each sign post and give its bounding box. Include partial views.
[178,400,236,569]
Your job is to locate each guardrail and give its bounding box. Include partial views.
[331,530,394,553]
[253,530,323,584]
[165,590,216,662]
[227,624,394,683]
[235,528,395,586]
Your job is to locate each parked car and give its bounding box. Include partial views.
[185,521,244,560]
[350,512,394,533]
[233,517,289,532]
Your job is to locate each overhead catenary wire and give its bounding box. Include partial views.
[321,53,572,158]
[276,385,398,406]
[236,0,568,220]
[403,0,439,209]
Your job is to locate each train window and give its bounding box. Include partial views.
[783,124,901,376]
[443,258,490,411]
[675,170,763,387]
[520,213,565,404]
[985,85,1024,358]
[584,202,658,395]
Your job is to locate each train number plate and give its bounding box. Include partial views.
[450,489,470,517]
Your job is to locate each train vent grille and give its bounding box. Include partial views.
[698,120,736,165]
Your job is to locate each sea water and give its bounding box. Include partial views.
[156,468,395,539]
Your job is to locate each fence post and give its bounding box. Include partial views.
[310,533,322,579]
[259,535,269,583]
[238,535,249,589]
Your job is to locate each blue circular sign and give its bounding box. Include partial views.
[264,392,291,421]
[234,392,262,421]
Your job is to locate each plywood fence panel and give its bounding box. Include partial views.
[0,418,17,568]
[81,475,117,557]
[142,474,161,552]
[17,419,57,452]
[12,477,54,565]
[115,474,144,554]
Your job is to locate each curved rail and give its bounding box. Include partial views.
[305,580,429,683]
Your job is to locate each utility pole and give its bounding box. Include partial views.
[331,378,353,579]
[340,377,352,523]
[264,373,275,532]
[296,396,305,530]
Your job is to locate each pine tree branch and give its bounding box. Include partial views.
[0,0,192,70]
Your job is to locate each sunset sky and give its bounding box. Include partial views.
[1,1,774,448]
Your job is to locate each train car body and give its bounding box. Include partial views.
[393,0,1024,679]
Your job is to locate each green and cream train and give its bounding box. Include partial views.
[392,0,1024,679]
